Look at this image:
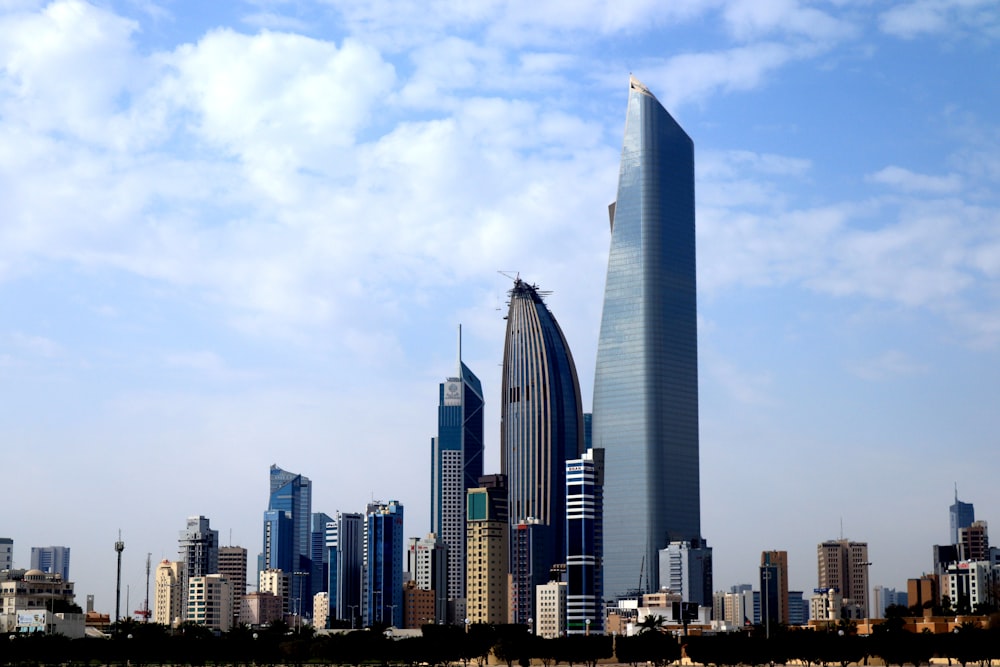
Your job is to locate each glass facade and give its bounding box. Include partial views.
[501,277,585,610]
[430,326,485,610]
[365,500,404,627]
[593,77,701,599]
[565,448,603,634]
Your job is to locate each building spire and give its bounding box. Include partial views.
[457,323,463,373]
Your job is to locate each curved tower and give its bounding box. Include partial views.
[501,278,584,621]
[593,76,701,599]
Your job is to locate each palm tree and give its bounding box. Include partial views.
[637,614,667,634]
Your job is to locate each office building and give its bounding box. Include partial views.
[311,512,333,604]
[509,520,547,625]
[406,534,448,625]
[872,586,907,619]
[430,326,485,618]
[817,539,869,618]
[29,546,71,581]
[501,277,585,615]
[908,574,939,612]
[943,561,999,613]
[187,574,232,632]
[329,511,364,625]
[0,538,11,571]
[365,500,404,627]
[760,551,789,626]
[566,449,604,635]
[466,474,508,625]
[951,489,975,546]
[179,517,219,579]
[153,559,186,627]
[259,568,290,614]
[218,546,247,628]
[593,76,701,599]
[264,465,312,603]
[788,590,808,625]
[658,539,712,607]
[402,580,435,629]
[262,509,294,574]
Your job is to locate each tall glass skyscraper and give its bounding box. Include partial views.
[593,76,701,599]
[950,487,975,545]
[501,277,584,620]
[430,326,484,616]
[263,465,313,613]
[365,500,404,627]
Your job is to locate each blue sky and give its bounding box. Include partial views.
[2,0,999,615]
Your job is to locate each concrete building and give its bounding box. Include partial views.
[406,534,447,625]
[1,569,77,633]
[908,575,940,613]
[760,550,789,627]
[29,546,70,581]
[658,538,712,606]
[0,538,12,571]
[259,568,289,614]
[466,474,508,625]
[817,539,869,618]
[153,559,186,627]
[179,516,219,579]
[313,591,329,629]
[430,327,484,622]
[240,591,282,627]
[535,581,567,638]
[960,521,989,562]
[402,580,435,629]
[594,76,702,599]
[218,546,247,628]
[810,587,843,622]
[186,574,232,632]
[943,561,1000,613]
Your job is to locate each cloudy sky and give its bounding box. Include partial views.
[2,0,999,615]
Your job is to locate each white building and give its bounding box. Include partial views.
[1,569,78,634]
[658,539,712,606]
[809,588,843,622]
[535,581,567,638]
[187,574,232,632]
[313,592,329,629]
[259,568,289,614]
[944,560,1000,612]
[154,559,187,627]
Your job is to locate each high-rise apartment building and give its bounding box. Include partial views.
[218,546,247,628]
[466,474,508,625]
[817,539,870,618]
[30,546,71,581]
[760,551,788,631]
[407,534,447,624]
[593,76,701,599]
[535,580,568,638]
[259,568,290,614]
[566,449,603,635]
[328,512,364,626]
[950,489,975,546]
[153,559,186,627]
[501,277,585,616]
[365,500,404,627]
[959,521,989,561]
[179,516,219,579]
[430,327,484,618]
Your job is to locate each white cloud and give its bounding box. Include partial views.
[849,349,929,381]
[723,0,855,42]
[879,0,1000,39]
[868,165,962,194]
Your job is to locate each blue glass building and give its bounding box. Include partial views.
[263,465,313,613]
[365,500,404,627]
[950,488,974,546]
[327,511,363,626]
[501,278,584,621]
[430,326,484,614]
[593,76,701,599]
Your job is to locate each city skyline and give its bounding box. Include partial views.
[2,0,1000,618]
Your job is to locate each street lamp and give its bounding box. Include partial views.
[348,604,358,630]
[585,618,591,636]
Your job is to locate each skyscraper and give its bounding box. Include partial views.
[593,76,701,599]
[501,277,585,613]
[179,517,219,579]
[950,488,975,546]
[566,449,603,635]
[366,500,404,627]
[817,539,870,618]
[30,546,71,581]
[328,511,363,626]
[263,465,312,610]
[430,326,485,617]
[218,546,247,628]
[759,550,789,630]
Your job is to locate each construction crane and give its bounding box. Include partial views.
[134,553,152,621]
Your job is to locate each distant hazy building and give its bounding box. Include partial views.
[0,538,11,571]
[566,449,604,635]
[179,516,219,579]
[873,585,907,618]
[718,588,756,627]
[535,581,567,638]
[430,328,485,622]
[760,551,789,626]
[30,546,70,581]
[240,591,282,627]
[466,474,509,625]
[153,559,186,627]
[951,490,975,546]
[817,539,869,617]
[933,544,961,576]
[659,538,712,606]
[187,574,232,632]
[788,590,808,625]
[365,500,404,627]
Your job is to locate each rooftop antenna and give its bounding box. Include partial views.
[457,324,462,372]
[839,517,844,541]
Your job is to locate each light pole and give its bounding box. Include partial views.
[114,532,125,634]
[762,568,772,640]
[348,604,358,630]
[585,618,591,636]
[861,562,873,620]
